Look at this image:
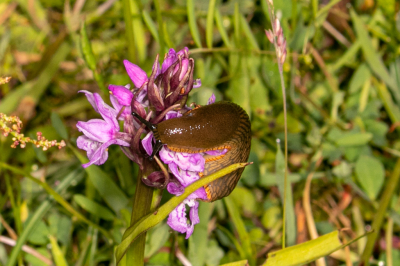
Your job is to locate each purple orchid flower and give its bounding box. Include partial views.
[76,91,131,168]
[77,47,211,238]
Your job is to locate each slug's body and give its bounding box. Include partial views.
[153,102,251,201]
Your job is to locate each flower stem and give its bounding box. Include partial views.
[126,160,155,264]
[266,0,288,249]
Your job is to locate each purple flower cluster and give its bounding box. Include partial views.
[76,48,220,238]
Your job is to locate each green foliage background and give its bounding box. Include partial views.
[0,0,400,265]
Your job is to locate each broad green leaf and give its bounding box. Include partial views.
[72,146,129,214]
[144,223,170,258]
[230,187,256,215]
[27,220,50,245]
[205,240,224,265]
[73,194,116,220]
[334,132,373,147]
[227,57,251,116]
[262,205,281,229]
[355,155,385,200]
[48,214,72,246]
[248,56,270,114]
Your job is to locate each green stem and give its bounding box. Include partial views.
[361,158,400,265]
[266,1,288,249]
[125,160,155,265]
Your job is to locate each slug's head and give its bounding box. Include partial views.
[132,112,163,160]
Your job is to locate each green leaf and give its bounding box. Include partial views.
[73,194,116,220]
[189,202,212,266]
[142,10,159,43]
[350,8,399,103]
[5,170,82,266]
[375,80,400,123]
[206,0,217,48]
[275,141,296,246]
[239,14,259,51]
[224,197,255,265]
[230,187,257,215]
[72,147,129,214]
[130,0,146,63]
[27,220,50,245]
[215,9,231,48]
[248,57,270,114]
[144,223,170,258]
[227,56,251,116]
[329,40,361,73]
[80,23,96,70]
[262,230,369,266]
[49,235,68,266]
[334,132,373,147]
[0,81,33,114]
[187,0,202,48]
[220,260,249,266]
[349,64,371,94]
[355,155,385,200]
[51,112,68,139]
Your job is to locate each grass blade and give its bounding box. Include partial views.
[187,0,202,48]
[224,197,255,265]
[206,0,217,48]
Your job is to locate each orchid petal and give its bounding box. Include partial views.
[76,119,114,143]
[159,146,176,164]
[161,49,177,73]
[79,90,99,113]
[108,84,134,106]
[80,138,129,168]
[142,132,154,156]
[207,93,216,105]
[123,60,148,88]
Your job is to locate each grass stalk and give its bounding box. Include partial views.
[266,0,288,249]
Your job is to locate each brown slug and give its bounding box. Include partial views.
[133,101,251,202]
